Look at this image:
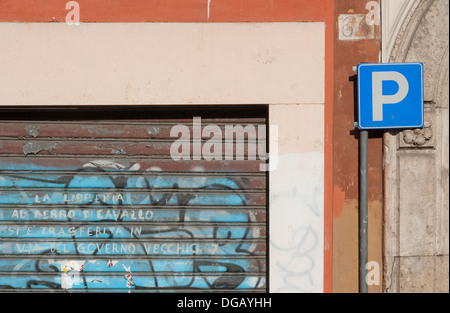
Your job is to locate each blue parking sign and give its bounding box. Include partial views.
[357,63,424,130]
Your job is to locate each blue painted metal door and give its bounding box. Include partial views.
[0,107,268,292]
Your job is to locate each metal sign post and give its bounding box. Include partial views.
[359,129,369,293]
[356,62,424,293]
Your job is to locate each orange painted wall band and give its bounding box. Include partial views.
[1,0,328,22]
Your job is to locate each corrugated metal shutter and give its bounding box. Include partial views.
[0,107,268,292]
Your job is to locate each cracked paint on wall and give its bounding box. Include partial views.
[23,142,58,156]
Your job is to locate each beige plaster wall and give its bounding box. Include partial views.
[0,23,324,106]
[269,104,324,292]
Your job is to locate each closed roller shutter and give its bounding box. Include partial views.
[0,106,268,293]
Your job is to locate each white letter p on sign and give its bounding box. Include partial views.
[372,71,409,121]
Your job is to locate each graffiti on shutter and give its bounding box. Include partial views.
[0,108,267,292]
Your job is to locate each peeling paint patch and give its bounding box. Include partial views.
[83,126,123,135]
[83,160,127,170]
[125,272,135,288]
[107,260,119,268]
[146,126,160,136]
[123,264,135,288]
[23,142,57,155]
[338,14,375,40]
[25,125,40,138]
[61,260,85,289]
[111,148,126,155]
